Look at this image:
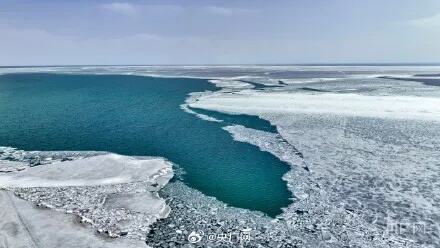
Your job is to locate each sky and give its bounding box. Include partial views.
[1,0,440,65]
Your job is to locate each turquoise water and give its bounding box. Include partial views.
[0,73,292,216]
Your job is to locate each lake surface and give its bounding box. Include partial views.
[0,73,292,216]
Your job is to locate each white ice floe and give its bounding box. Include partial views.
[180,91,223,122]
[190,91,440,121]
[222,125,306,169]
[0,160,27,173]
[0,152,174,247]
[208,79,254,89]
[0,153,173,188]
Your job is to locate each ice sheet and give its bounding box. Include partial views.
[0,190,147,248]
[0,154,172,188]
[190,91,440,121]
[187,84,440,246]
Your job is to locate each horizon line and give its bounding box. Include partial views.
[2,62,440,68]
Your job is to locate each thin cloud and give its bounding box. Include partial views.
[100,2,138,16]
[205,6,258,16]
[146,4,185,14]
[409,13,440,27]
[99,3,255,17]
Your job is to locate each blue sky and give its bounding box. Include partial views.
[1,0,440,65]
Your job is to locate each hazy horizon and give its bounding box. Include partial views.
[2,62,440,67]
[2,0,440,66]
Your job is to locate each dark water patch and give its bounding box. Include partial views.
[294,86,375,94]
[381,76,440,87]
[188,107,278,133]
[298,87,331,92]
[0,73,292,216]
[413,73,440,77]
[237,80,281,90]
